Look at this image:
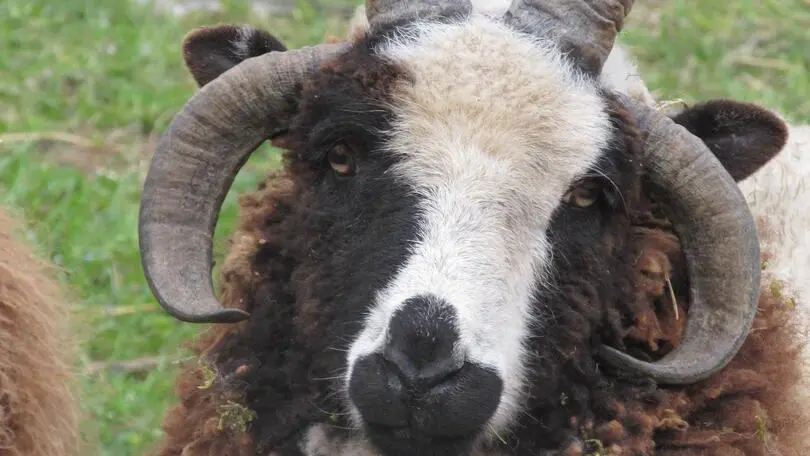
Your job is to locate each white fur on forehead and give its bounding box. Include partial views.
[346,0,512,37]
[377,16,611,189]
[346,1,656,106]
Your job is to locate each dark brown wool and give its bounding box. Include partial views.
[150,47,809,456]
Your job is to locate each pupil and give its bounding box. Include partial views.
[331,151,347,165]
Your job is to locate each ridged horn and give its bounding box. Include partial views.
[138,43,348,324]
[503,0,758,384]
[502,0,633,74]
[365,0,473,32]
[596,95,760,384]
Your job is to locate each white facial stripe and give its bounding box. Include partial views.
[345,14,612,435]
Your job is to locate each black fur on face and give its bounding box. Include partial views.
[271,38,509,456]
[216,39,428,455]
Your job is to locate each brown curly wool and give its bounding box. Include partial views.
[0,207,81,456]
[566,204,810,455]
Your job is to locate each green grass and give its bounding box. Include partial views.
[1,0,355,454]
[623,0,810,123]
[0,0,807,454]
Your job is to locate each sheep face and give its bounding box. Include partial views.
[345,16,615,439]
[144,4,788,455]
[270,18,628,454]
[178,20,625,452]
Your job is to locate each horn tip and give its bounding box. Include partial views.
[596,344,729,385]
[163,306,251,324]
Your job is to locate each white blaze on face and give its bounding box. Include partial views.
[344,15,612,433]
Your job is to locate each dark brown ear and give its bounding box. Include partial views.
[182,24,287,87]
[670,99,789,182]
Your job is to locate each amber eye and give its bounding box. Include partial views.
[562,184,600,208]
[327,143,357,176]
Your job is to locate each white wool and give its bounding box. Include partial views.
[738,123,810,403]
[739,125,810,306]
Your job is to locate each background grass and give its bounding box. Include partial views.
[1,0,807,454]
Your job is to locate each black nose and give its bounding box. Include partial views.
[382,296,463,389]
[348,295,502,454]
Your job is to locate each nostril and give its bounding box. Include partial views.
[416,351,465,387]
[382,342,418,380]
[382,343,464,389]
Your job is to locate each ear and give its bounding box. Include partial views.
[182,24,287,88]
[670,99,789,182]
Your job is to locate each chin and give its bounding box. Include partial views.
[365,426,478,456]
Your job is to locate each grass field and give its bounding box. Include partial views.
[1,0,807,454]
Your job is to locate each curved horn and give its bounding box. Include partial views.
[596,95,760,384]
[365,0,473,32]
[504,0,758,383]
[502,0,633,74]
[138,43,348,324]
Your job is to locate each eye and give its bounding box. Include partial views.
[327,142,357,176]
[562,184,600,208]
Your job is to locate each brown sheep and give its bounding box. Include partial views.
[0,207,80,456]
[138,0,809,454]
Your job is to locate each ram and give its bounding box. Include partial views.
[138,0,809,454]
[0,207,80,456]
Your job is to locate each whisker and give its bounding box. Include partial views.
[311,375,345,381]
[323,422,359,431]
[586,166,628,214]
